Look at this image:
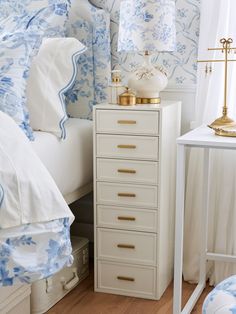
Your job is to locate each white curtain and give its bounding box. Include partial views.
[183,0,236,285]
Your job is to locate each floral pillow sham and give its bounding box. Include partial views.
[0,32,41,140]
[65,1,111,120]
[0,0,71,21]
[0,4,69,140]
[65,16,95,120]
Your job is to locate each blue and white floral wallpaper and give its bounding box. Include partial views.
[92,0,200,86]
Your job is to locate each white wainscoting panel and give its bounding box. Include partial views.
[161,84,196,134]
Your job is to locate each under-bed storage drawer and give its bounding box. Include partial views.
[96,134,159,160]
[96,205,157,232]
[96,110,159,136]
[97,228,157,265]
[97,260,156,299]
[97,182,158,208]
[96,159,159,185]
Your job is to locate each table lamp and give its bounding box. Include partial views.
[118,0,176,104]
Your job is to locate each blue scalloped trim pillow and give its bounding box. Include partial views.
[0,3,69,140]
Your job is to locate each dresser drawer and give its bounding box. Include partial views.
[96,134,159,161]
[96,110,159,136]
[97,205,157,232]
[97,182,158,208]
[97,159,158,185]
[97,228,157,265]
[97,260,156,299]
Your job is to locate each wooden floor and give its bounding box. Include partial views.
[47,264,212,314]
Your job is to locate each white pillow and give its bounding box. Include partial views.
[27,37,87,139]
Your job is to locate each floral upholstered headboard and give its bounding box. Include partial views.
[65,0,111,119]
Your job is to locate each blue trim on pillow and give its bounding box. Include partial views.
[0,184,4,208]
[58,46,87,140]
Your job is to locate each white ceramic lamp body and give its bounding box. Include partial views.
[118,0,176,103]
[128,55,168,101]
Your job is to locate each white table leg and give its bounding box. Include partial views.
[174,147,211,314]
[199,148,210,285]
[173,144,186,314]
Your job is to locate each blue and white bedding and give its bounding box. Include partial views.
[0,218,72,286]
[0,0,111,287]
[0,0,111,138]
[203,276,236,314]
[0,111,74,286]
[0,2,71,140]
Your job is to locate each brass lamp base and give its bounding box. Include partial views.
[214,126,236,137]
[136,97,161,105]
[208,115,236,137]
[208,115,236,130]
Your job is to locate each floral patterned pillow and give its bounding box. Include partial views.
[65,16,95,119]
[0,32,41,139]
[0,4,69,139]
[65,1,111,120]
[0,0,70,21]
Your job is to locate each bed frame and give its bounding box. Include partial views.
[1,1,109,313]
[64,182,93,204]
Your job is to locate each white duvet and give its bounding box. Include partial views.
[0,112,75,286]
[0,111,74,229]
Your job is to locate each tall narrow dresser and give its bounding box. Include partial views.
[93,101,181,300]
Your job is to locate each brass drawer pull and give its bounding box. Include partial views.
[118,193,136,198]
[117,144,136,149]
[118,216,136,221]
[117,120,137,125]
[117,276,135,282]
[117,169,136,174]
[117,244,135,249]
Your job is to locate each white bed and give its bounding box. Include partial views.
[31,118,93,204]
[0,0,110,311]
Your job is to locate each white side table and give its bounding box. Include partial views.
[173,125,236,314]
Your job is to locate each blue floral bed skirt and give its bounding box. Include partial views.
[203,276,236,313]
[0,218,73,286]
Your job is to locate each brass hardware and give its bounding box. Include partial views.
[117,216,136,221]
[117,120,137,125]
[117,145,136,149]
[117,244,135,249]
[118,193,136,198]
[117,276,135,282]
[117,169,136,174]
[197,38,236,132]
[136,97,161,105]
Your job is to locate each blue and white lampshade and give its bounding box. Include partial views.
[118,0,176,53]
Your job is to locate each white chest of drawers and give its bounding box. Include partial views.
[93,101,181,300]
